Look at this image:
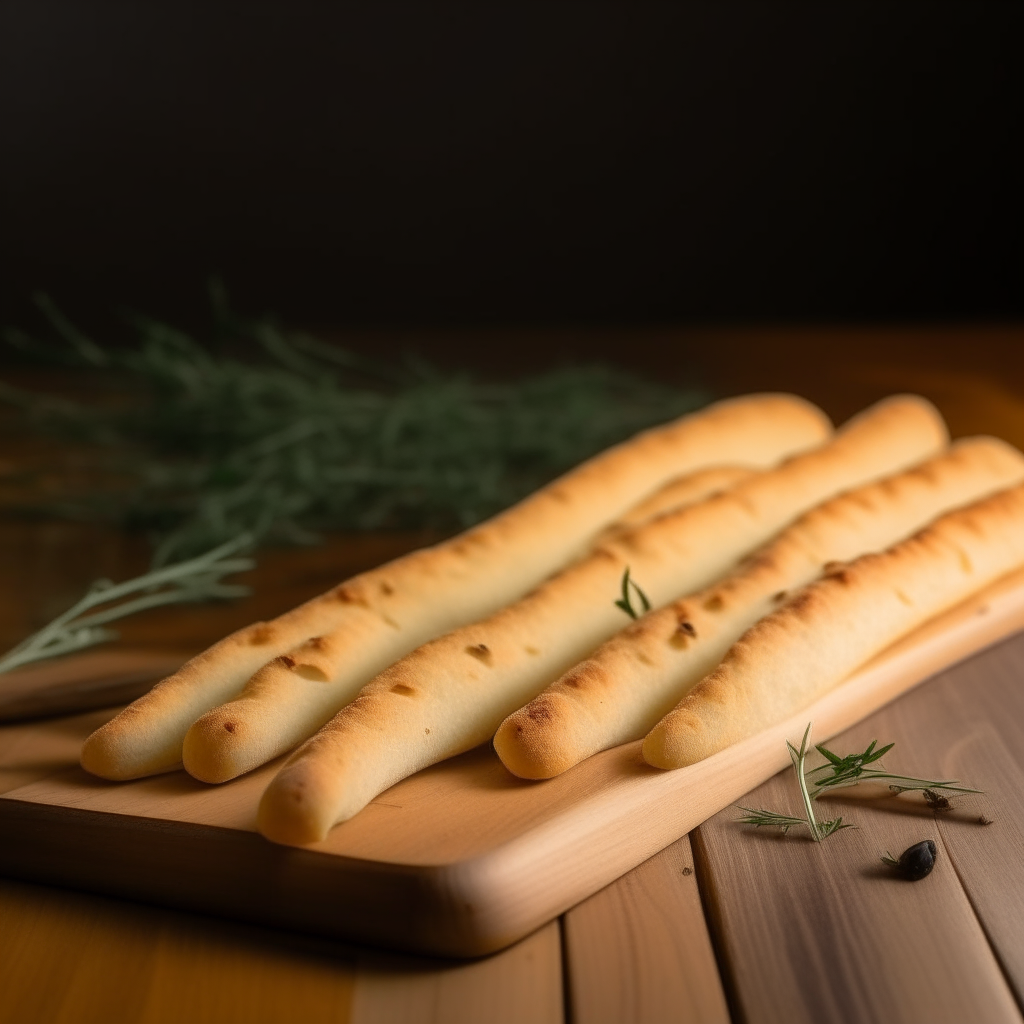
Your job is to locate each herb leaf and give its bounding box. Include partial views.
[737,723,855,843]
[0,534,254,674]
[2,291,708,565]
[736,807,808,833]
[614,566,652,620]
[808,739,979,798]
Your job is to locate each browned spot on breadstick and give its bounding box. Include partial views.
[526,701,553,722]
[294,664,328,682]
[248,624,274,645]
[332,585,368,607]
[466,643,492,663]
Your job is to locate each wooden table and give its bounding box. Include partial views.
[3,326,1024,1024]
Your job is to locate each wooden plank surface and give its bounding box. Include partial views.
[0,648,189,722]
[563,835,729,1024]
[876,640,1024,1007]
[691,629,1024,1024]
[0,877,358,1024]
[3,573,1023,957]
[350,924,563,1024]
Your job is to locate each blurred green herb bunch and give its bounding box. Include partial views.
[2,286,706,566]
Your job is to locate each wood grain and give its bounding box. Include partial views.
[563,835,729,1024]
[0,706,115,795]
[832,636,1024,1008]
[0,648,189,722]
[2,572,1023,957]
[0,876,358,1024]
[691,632,1024,1024]
[350,923,563,1024]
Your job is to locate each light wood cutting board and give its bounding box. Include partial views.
[2,568,1023,958]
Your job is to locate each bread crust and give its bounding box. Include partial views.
[595,464,756,542]
[642,481,1024,770]
[255,395,947,841]
[495,436,1024,778]
[82,393,830,780]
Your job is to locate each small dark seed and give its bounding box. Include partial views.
[891,839,937,881]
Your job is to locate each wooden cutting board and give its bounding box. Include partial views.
[2,568,1024,958]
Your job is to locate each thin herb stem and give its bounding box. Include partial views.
[0,534,254,674]
[788,723,822,842]
[2,291,708,564]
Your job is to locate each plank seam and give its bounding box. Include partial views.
[934,821,1024,1020]
[690,825,745,1024]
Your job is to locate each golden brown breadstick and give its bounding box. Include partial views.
[643,482,1024,769]
[594,464,757,542]
[495,436,1024,778]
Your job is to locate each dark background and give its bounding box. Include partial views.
[1,2,1022,362]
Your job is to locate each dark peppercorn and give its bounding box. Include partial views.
[882,839,937,880]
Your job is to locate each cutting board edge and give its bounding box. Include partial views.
[0,795,523,958]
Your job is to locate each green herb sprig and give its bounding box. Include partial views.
[808,739,980,799]
[738,724,981,842]
[0,534,254,674]
[739,723,854,842]
[614,566,652,620]
[2,289,707,566]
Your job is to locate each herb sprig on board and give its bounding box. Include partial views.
[2,289,707,565]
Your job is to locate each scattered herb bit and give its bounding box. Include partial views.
[738,725,984,870]
[0,534,254,674]
[808,738,980,800]
[737,723,854,842]
[922,788,953,811]
[2,289,707,565]
[614,566,652,620]
[789,723,855,841]
[736,807,809,834]
[881,839,937,881]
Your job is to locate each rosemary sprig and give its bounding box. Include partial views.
[808,740,981,799]
[789,723,854,840]
[2,290,707,565]
[738,723,854,842]
[738,726,981,843]
[736,808,807,834]
[614,566,652,620]
[0,534,254,674]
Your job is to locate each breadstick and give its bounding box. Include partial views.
[494,436,1024,778]
[254,395,945,841]
[595,464,756,541]
[643,482,1024,770]
[81,392,828,780]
